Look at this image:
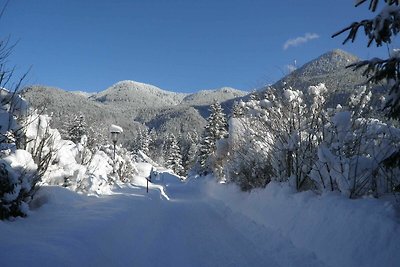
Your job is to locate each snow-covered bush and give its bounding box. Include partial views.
[0,30,44,219]
[309,86,400,197]
[223,84,328,191]
[22,111,61,177]
[222,82,400,197]
[220,117,271,190]
[310,109,400,198]
[0,90,40,219]
[21,113,138,195]
[99,144,138,184]
[0,149,38,219]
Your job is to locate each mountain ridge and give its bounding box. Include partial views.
[21,48,374,148]
[21,82,248,146]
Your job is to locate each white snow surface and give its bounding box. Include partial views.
[1,176,399,267]
[206,180,400,267]
[109,124,123,133]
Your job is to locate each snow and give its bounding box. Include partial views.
[308,83,327,96]
[1,85,399,266]
[206,180,400,267]
[283,88,303,103]
[109,124,123,133]
[1,174,399,267]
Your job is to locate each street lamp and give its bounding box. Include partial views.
[109,124,123,160]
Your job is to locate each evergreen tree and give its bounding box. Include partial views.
[197,101,228,173]
[249,90,259,101]
[138,128,150,155]
[148,128,157,152]
[67,114,87,144]
[182,131,199,171]
[231,100,245,118]
[333,0,400,118]
[166,134,184,176]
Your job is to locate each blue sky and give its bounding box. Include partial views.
[2,0,395,93]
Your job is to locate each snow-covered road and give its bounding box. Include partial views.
[1,183,325,267]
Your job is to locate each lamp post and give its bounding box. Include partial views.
[111,132,119,160]
[109,124,123,162]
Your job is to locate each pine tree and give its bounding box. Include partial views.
[138,128,150,155]
[182,131,199,171]
[249,90,259,101]
[67,114,87,144]
[197,101,228,173]
[148,128,157,152]
[232,100,245,118]
[166,134,184,176]
[333,0,400,118]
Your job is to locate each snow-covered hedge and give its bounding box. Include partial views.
[219,83,400,197]
[22,113,138,195]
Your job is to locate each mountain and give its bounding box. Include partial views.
[21,82,248,146]
[270,49,383,106]
[70,91,94,98]
[21,49,375,148]
[91,80,187,107]
[182,87,247,106]
[274,49,361,90]
[21,85,144,144]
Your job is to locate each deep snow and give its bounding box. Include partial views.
[1,174,399,267]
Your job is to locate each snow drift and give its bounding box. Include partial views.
[205,180,400,267]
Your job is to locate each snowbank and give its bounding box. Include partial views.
[205,180,400,267]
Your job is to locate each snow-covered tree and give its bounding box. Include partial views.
[197,101,228,174]
[67,114,87,144]
[0,32,42,219]
[231,100,245,118]
[220,81,400,196]
[166,134,184,176]
[99,143,138,185]
[134,127,150,155]
[149,136,166,165]
[148,128,157,155]
[0,98,38,219]
[222,84,329,191]
[310,89,400,198]
[333,0,400,118]
[181,131,199,172]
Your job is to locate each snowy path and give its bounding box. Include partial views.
[1,184,325,267]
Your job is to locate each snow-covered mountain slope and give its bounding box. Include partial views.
[21,49,373,145]
[271,49,383,107]
[70,90,94,98]
[91,80,188,107]
[21,85,144,144]
[21,81,246,146]
[274,49,361,90]
[182,87,247,106]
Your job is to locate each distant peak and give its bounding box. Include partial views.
[113,80,151,88]
[106,80,166,93]
[331,49,350,55]
[319,49,359,61]
[216,87,237,92]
